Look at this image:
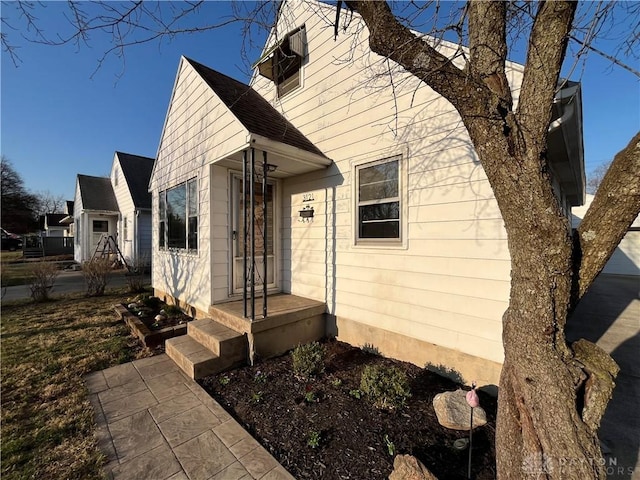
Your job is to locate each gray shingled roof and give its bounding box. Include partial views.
[116,152,154,209]
[77,175,119,212]
[185,57,327,159]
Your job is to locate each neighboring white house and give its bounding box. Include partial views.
[110,152,155,265]
[150,0,585,385]
[572,194,640,276]
[74,151,154,265]
[41,213,69,237]
[73,174,119,263]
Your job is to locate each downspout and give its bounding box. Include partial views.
[548,100,574,134]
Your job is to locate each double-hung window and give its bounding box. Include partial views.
[356,156,401,242]
[158,178,198,251]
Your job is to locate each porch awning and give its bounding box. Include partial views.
[185,57,331,178]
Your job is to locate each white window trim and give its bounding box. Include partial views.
[157,177,199,254]
[352,152,408,250]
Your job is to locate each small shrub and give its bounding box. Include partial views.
[307,430,321,448]
[360,364,411,411]
[361,343,381,355]
[219,375,230,386]
[349,389,362,399]
[304,390,317,403]
[164,304,183,316]
[331,378,343,387]
[82,258,112,296]
[125,255,148,293]
[250,391,263,404]
[292,342,325,378]
[28,261,59,302]
[141,295,161,309]
[254,371,268,384]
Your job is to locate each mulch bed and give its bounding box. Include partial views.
[200,339,497,480]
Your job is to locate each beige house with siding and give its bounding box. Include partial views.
[151,0,584,385]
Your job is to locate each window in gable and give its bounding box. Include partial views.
[257,26,306,98]
[356,156,402,243]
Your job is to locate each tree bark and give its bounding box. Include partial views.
[344,1,640,479]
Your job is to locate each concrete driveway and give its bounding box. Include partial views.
[1,269,151,302]
[566,274,640,479]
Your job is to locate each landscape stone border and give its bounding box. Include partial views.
[114,304,187,348]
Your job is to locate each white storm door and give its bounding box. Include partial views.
[231,175,277,294]
[91,220,109,252]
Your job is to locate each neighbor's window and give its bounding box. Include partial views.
[257,26,306,98]
[356,156,401,242]
[123,216,128,241]
[159,178,198,251]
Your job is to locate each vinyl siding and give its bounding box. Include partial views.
[150,59,226,313]
[251,0,521,364]
[111,155,135,260]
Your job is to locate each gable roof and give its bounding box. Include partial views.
[77,174,119,212]
[45,213,68,227]
[116,152,155,209]
[184,57,326,159]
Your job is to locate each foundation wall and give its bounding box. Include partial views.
[333,315,502,388]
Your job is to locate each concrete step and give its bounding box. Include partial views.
[165,334,243,380]
[188,318,245,360]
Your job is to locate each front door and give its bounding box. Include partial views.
[91,220,110,253]
[231,175,278,294]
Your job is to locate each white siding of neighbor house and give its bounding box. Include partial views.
[137,212,152,264]
[151,57,246,313]
[573,195,640,276]
[73,180,84,264]
[247,0,525,364]
[111,155,136,261]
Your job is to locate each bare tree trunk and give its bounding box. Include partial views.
[344,1,637,478]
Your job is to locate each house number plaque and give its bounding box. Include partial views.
[302,193,314,202]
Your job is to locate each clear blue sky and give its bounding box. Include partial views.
[2,1,639,203]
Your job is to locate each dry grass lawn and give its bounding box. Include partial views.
[1,289,149,480]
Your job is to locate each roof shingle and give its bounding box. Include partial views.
[77,175,118,212]
[184,57,326,159]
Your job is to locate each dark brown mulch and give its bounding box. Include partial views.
[200,339,496,480]
[124,297,192,331]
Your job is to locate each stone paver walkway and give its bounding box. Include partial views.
[84,354,295,480]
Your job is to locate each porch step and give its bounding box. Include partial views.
[165,320,246,380]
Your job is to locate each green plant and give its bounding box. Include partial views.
[141,295,161,309]
[361,343,381,355]
[360,365,411,411]
[307,430,321,448]
[219,375,230,386]
[331,377,342,387]
[28,261,59,302]
[250,391,263,404]
[291,341,325,378]
[304,390,317,403]
[254,371,268,384]
[384,434,396,456]
[164,304,183,316]
[349,389,362,399]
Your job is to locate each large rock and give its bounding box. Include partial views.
[388,455,438,480]
[432,389,487,430]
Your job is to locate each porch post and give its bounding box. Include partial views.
[262,151,268,318]
[242,149,247,318]
[250,147,256,321]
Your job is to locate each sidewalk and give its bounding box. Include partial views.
[85,354,294,480]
